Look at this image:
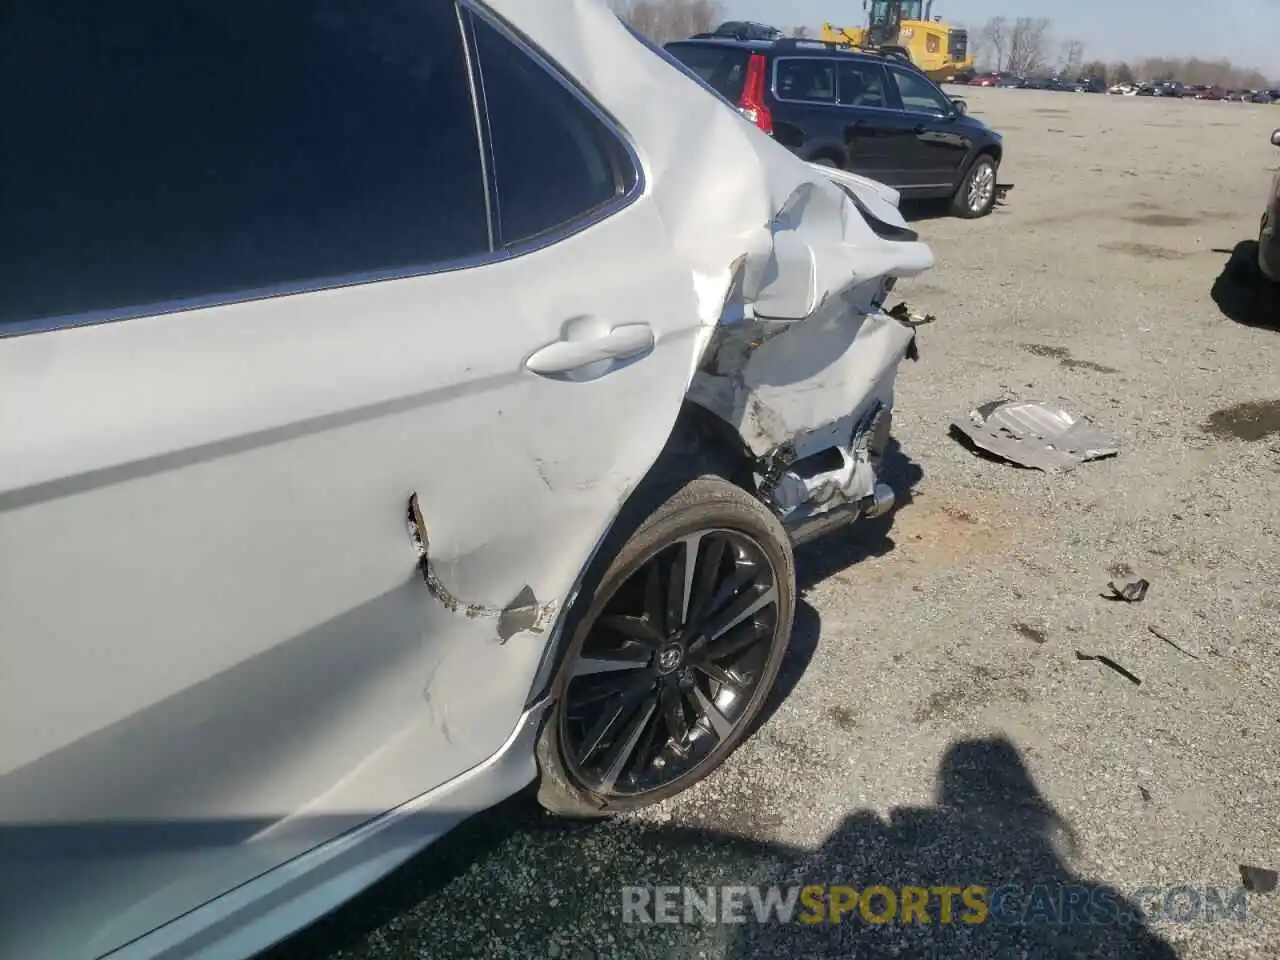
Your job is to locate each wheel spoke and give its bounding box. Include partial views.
[568,674,651,710]
[643,560,667,633]
[695,558,758,631]
[690,684,734,741]
[572,654,650,678]
[693,660,742,690]
[597,614,664,648]
[687,584,777,658]
[668,533,703,633]
[597,699,658,792]
[628,700,663,778]
[686,534,726,626]
[660,682,689,745]
[693,618,772,667]
[576,682,652,765]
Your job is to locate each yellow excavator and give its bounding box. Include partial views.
[822,0,973,80]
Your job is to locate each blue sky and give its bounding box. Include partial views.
[721,1,1279,72]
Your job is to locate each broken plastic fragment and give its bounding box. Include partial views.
[888,301,936,326]
[950,401,1120,472]
[1102,578,1149,603]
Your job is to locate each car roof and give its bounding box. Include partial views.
[668,36,924,72]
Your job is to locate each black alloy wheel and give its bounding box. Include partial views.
[535,475,796,815]
[561,528,778,797]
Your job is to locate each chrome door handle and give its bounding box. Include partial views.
[525,323,654,377]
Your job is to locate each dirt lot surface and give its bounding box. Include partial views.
[268,89,1280,960]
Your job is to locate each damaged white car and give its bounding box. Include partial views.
[0,1,933,957]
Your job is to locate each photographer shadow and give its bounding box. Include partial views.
[718,737,1179,958]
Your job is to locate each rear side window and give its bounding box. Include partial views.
[837,62,890,108]
[775,58,837,103]
[0,0,489,331]
[663,43,752,103]
[470,13,631,246]
[890,67,954,114]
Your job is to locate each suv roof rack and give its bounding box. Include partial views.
[771,37,915,65]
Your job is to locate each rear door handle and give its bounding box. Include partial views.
[525,323,654,377]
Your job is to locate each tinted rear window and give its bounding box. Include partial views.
[663,43,751,102]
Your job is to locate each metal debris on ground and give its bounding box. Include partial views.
[887,301,937,326]
[1240,865,1278,894]
[1147,625,1200,660]
[1102,578,1150,603]
[1074,650,1142,685]
[950,400,1121,472]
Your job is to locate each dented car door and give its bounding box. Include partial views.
[0,5,702,958]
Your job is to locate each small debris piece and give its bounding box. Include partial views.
[950,401,1120,472]
[1102,578,1150,603]
[888,301,937,326]
[1147,625,1200,660]
[1240,865,1278,894]
[1074,650,1142,685]
[1138,786,1152,803]
[1014,623,1047,644]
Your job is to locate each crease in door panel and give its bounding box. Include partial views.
[406,493,555,642]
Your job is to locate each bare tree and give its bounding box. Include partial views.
[1081,59,1109,83]
[610,0,722,43]
[1059,39,1085,77]
[1111,62,1136,85]
[791,24,811,39]
[979,16,1008,71]
[1134,55,1272,89]
[1005,16,1052,76]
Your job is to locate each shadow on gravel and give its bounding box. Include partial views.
[900,199,953,223]
[1211,240,1280,330]
[268,738,1179,959]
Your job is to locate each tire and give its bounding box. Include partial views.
[951,152,998,219]
[535,474,796,817]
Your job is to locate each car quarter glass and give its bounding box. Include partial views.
[838,61,890,108]
[469,10,633,246]
[890,67,953,114]
[0,0,489,335]
[774,57,837,103]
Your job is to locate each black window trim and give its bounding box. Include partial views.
[835,59,892,108]
[887,64,954,116]
[4,0,643,339]
[462,0,644,253]
[770,55,839,106]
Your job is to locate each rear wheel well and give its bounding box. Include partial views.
[522,401,758,708]
[651,400,758,494]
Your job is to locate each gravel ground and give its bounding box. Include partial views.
[267,89,1280,960]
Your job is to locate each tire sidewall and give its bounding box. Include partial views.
[956,154,998,218]
[540,477,796,813]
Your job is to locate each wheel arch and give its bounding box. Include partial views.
[522,400,759,708]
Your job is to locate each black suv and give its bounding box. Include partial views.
[664,37,1004,218]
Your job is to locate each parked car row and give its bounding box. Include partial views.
[954,73,1279,102]
[1108,81,1280,101]
[662,36,1007,218]
[957,72,1106,93]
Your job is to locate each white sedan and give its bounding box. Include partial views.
[0,1,934,957]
